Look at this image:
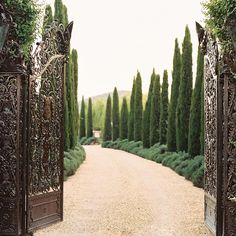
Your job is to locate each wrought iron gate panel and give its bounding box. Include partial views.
[222,71,236,235]
[26,22,72,232]
[203,32,220,236]
[0,73,25,235]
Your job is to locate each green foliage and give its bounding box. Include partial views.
[64,144,86,180]
[167,39,181,152]
[112,87,120,141]
[134,72,143,141]
[80,136,96,145]
[188,47,204,157]
[79,97,86,138]
[5,0,40,57]
[176,26,193,152]
[87,98,93,138]
[143,69,156,148]
[150,75,161,146]
[64,93,70,151]
[54,0,67,25]
[128,78,136,141]
[160,70,169,145]
[203,0,236,52]
[42,5,53,33]
[120,97,129,140]
[103,95,112,141]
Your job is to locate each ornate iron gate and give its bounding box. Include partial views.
[0,3,73,235]
[26,22,73,233]
[197,23,236,236]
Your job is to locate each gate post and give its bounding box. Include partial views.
[197,22,236,236]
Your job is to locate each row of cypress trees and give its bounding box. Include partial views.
[43,0,79,151]
[168,26,204,157]
[103,25,204,158]
[103,70,169,146]
[79,97,94,138]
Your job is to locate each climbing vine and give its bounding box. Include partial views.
[4,0,41,57]
[203,0,236,52]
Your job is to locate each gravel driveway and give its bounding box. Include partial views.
[35,145,211,236]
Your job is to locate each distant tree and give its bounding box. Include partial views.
[167,39,181,152]
[87,98,93,138]
[79,97,86,138]
[176,26,193,152]
[134,72,143,141]
[160,70,169,144]
[128,78,136,141]
[120,97,129,140]
[188,47,204,157]
[112,87,120,141]
[150,75,161,146]
[103,95,112,141]
[42,5,53,33]
[143,69,156,148]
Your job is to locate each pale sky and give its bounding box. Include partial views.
[44,0,204,99]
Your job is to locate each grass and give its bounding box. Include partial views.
[102,139,204,188]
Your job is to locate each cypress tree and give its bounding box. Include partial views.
[112,87,120,141]
[160,70,169,145]
[64,95,70,151]
[72,49,79,138]
[128,78,136,141]
[42,5,53,33]
[134,72,143,141]
[167,39,181,151]
[87,98,93,138]
[188,47,204,156]
[79,97,86,138]
[150,75,161,146]
[54,0,64,24]
[103,95,112,141]
[120,97,129,140]
[143,69,156,148]
[176,26,193,152]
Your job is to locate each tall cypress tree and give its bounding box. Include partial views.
[160,70,169,145]
[120,97,129,140]
[150,75,161,146]
[54,0,64,23]
[112,87,120,141]
[128,78,136,141]
[188,47,204,157]
[143,69,156,148]
[42,5,53,33]
[87,98,93,138]
[79,97,86,138]
[103,95,112,141]
[176,26,193,152]
[134,72,143,141]
[72,49,79,138]
[167,39,181,151]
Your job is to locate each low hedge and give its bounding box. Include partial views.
[64,143,86,180]
[102,139,204,188]
[79,136,101,145]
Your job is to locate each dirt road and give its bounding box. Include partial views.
[36,145,211,236]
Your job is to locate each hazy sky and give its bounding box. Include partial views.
[45,0,204,99]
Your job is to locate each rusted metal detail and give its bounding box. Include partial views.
[0,3,73,234]
[26,21,73,233]
[197,22,236,236]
